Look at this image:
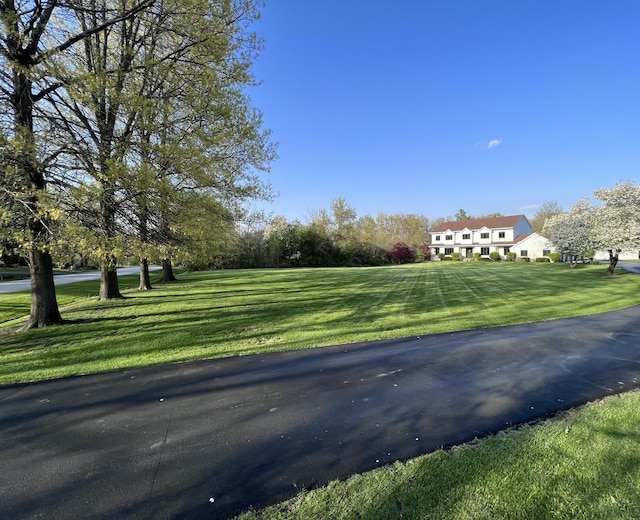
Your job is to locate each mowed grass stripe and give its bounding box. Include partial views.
[421,263,453,314]
[438,264,490,308]
[454,262,511,300]
[2,262,640,384]
[446,267,490,307]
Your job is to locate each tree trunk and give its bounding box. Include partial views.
[607,249,620,275]
[13,65,64,329]
[24,248,63,329]
[138,258,153,290]
[99,261,123,300]
[159,257,177,282]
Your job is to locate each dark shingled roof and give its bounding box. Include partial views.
[430,215,528,233]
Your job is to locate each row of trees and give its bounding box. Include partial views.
[227,198,432,268]
[0,0,276,328]
[543,182,640,273]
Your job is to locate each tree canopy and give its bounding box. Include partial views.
[544,182,640,270]
[0,0,275,326]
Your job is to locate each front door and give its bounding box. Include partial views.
[466,248,473,258]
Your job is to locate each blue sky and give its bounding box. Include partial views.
[249,1,640,223]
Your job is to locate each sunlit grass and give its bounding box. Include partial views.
[235,390,640,520]
[1,262,639,385]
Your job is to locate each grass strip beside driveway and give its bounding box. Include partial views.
[1,262,640,385]
[235,390,640,520]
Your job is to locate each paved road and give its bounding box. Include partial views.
[2,304,640,519]
[0,266,161,294]
[619,260,640,274]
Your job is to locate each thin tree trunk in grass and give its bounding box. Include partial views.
[607,249,620,275]
[99,261,123,300]
[139,258,153,290]
[25,248,63,329]
[160,257,177,282]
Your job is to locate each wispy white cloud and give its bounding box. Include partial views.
[487,139,503,149]
[520,204,539,212]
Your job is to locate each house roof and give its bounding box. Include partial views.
[512,232,552,248]
[430,215,527,233]
[513,233,530,244]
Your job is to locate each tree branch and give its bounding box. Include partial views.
[36,0,155,63]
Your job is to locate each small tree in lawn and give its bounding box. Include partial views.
[390,242,415,264]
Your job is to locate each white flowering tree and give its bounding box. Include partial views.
[543,198,597,262]
[590,182,640,273]
[546,182,640,274]
[592,182,640,250]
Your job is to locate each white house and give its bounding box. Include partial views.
[511,232,554,260]
[429,215,555,260]
[593,249,639,261]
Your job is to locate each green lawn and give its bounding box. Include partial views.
[1,262,640,385]
[2,261,639,519]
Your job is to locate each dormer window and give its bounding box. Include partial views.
[498,231,505,238]
[462,233,470,240]
[445,234,453,240]
[435,235,441,241]
[480,232,489,239]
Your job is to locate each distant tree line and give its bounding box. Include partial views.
[223,198,433,269]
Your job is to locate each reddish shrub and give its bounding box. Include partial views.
[390,242,416,264]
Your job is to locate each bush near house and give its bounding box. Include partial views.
[506,252,517,262]
[489,252,501,261]
[473,252,482,261]
[517,257,531,262]
[451,252,461,261]
[549,252,561,262]
[536,257,551,263]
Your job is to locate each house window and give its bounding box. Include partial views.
[504,246,510,254]
[434,247,440,255]
[445,234,453,240]
[543,249,551,256]
[520,250,528,257]
[435,235,441,241]
[498,232,505,238]
[480,247,489,255]
[462,233,470,240]
[480,232,489,239]
[444,248,454,255]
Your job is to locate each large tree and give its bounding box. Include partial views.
[530,201,563,234]
[544,199,595,261]
[52,0,274,298]
[591,182,640,251]
[454,208,470,221]
[0,0,153,327]
[546,182,640,273]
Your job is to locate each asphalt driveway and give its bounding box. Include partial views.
[2,303,640,519]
